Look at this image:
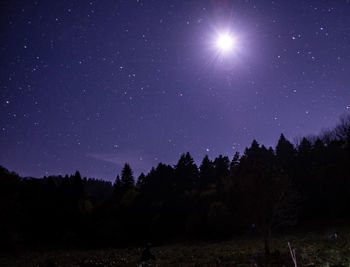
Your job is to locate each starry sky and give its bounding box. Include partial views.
[1,0,350,180]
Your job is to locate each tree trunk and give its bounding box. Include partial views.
[264,227,271,258]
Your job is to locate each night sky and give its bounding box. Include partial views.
[1,0,350,180]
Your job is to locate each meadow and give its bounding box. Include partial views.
[1,228,350,267]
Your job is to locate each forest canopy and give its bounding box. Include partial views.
[1,115,350,254]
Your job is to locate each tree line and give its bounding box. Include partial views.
[1,115,350,255]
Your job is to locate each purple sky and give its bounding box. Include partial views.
[1,0,350,181]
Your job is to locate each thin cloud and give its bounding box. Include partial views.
[86,151,153,175]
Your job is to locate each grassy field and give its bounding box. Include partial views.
[1,229,350,267]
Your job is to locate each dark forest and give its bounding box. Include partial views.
[2,115,350,259]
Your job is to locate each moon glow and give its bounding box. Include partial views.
[216,33,235,53]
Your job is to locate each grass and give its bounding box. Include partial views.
[1,229,350,266]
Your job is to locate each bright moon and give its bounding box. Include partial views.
[216,34,235,53]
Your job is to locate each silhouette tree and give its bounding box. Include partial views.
[213,155,230,181]
[235,140,297,257]
[174,152,199,192]
[276,134,296,173]
[71,170,84,200]
[138,163,176,240]
[113,175,123,199]
[230,151,240,172]
[199,155,215,190]
[120,163,135,191]
[334,115,350,145]
[298,137,312,159]
[136,172,146,189]
[0,166,21,248]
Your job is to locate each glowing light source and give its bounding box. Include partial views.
[216,33,235,53]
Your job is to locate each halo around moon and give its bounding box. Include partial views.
[206,26,244,69]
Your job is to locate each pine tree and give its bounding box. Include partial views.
[199,155,215,189]
[276,134,296,172]
[113,175,122,198]
[120,163,135,191]
[213,155,230,180]
[136,173,146,189]
[175,152,199,192]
